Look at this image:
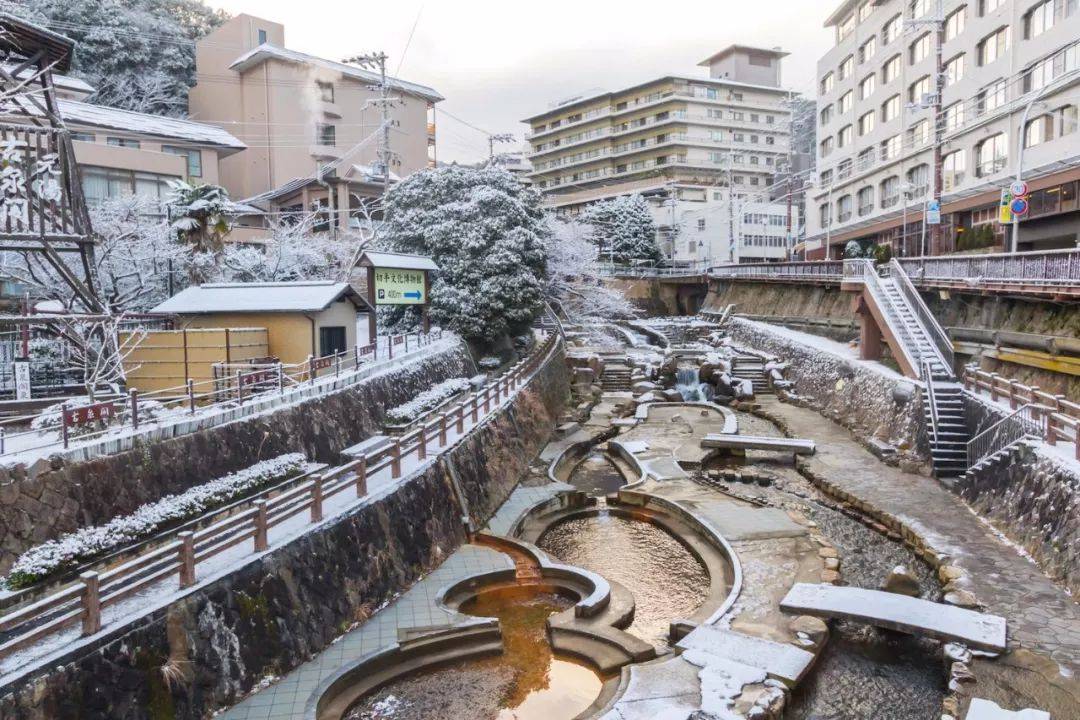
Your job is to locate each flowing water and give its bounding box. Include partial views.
[567,451,625,496]
[675,366,713,402]
[538,510,709,650]
[345,585,602,720]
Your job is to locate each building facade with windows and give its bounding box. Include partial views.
[523,46,802,264]
[805,0,1080,259]
[2,66,246,214]
[188,13,442,218]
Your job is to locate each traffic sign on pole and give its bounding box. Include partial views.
[1010,197,1030,217]
[1009,180,1029,197]
[925,199,941,225]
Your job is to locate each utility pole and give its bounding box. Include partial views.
[907,1,945,257]
[342,52,392,200]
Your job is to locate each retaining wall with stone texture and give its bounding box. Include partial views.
[0,337,568,720]
[960,395,1080,596]
[728,317,930,469]
[0,343,475,575]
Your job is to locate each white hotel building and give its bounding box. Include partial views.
[805,0,1080,259]
[523,46,801,265]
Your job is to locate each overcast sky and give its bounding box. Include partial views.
[206,0,835,164]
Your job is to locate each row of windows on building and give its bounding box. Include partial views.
[532,109,783,153]
[835,0,1070,50]
[69,131,204,177]
[533,131,783,170]
[824,1,1077,116]
[816,117,1077,227]
[531,85,776,136]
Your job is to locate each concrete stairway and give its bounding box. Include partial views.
[731,356,771,395]
[923,380,969,479]
[601,364,632,391]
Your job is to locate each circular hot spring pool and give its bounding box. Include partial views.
[344,585,605,720]
[538,511,710,649]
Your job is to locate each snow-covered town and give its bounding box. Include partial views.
[0,1,1077,719]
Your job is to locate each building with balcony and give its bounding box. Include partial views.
[523,45,803,264]
[188,14,442,230]
[804,0,1080,259]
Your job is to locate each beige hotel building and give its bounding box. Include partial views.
[523,46,802,265]
[805,0,1080,259]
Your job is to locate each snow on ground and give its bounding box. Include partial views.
[0,336,553,683]
[0,336,460,469]
[737,319,906,381]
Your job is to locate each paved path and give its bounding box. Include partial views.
[762,398,1080,674]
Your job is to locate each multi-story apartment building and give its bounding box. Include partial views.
[523,46,802,264]
[805,0,1080,259]
[189,14,442,230]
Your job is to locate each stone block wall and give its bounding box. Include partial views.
[0,337,568,720]
[729,318,930,470]
[960,395,1080,596]
[0,344,475,574]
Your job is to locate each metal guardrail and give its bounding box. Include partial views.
[897,248,1080,287]
[967,403,1048,468]
[963,365,1080,460]
[0,323,562,665]
[595,264,710,278]
[890,259,955,375]
[0,332,445,458]
[710,249,1080,294]
[711,260,845,281]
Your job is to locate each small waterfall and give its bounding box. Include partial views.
[675,366,714,402]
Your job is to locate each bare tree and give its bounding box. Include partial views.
[54,316,146,403]
[545,216,640,322]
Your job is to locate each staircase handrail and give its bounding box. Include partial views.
[890,259,955,376]
[923,359,940,447]
[966,402,1050,468]
[848,259,922,379]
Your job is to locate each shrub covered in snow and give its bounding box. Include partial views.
[386,378,471,425]
[478,356,502,370]
[581,194,662,265]
[379,165,548,343]
[2,453,311,589]
[30,397,107,437]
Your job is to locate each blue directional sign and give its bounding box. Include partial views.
[926,199,941,225]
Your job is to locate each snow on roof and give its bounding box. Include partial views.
[151,281,366,314]
[229,44,444,103]
[4,64,95,94]
[58,100,246,152]
[358,251,439,271]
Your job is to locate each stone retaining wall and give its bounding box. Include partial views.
[728,318,930,471]
[960,395,1080,596]
[0,343,475,575]
[0,338,569,720]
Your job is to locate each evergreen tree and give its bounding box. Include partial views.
[379,166,548,343]
[9,0,226,116]
[581,194,662,265]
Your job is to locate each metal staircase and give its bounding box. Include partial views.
[849,259,968,478]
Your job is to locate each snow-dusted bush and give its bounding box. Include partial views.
[3,453,311,589]
[379,165,548,342]
[30,397,104,437]
[386,378,471,425]
[478,357,502,370]
[581,194,662,265]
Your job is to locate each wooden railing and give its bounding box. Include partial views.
[0,326,561,665]
[963,365,1080,460]
[0,331,445,457]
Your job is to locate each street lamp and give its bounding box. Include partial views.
[1012,92,1049,253]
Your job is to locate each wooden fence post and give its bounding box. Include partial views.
[356,455,368,497]
[336,354,342,377]
[391,441,402,478]
[187,378,196,414]
[254,501,268,551]
[308,355,316,383]
[236,370,244,404]
[389,337,394,359]
[354,344,360,367]
[129,389,139,431]
[484,387,491,413]
[417,427,427,461]
[311,475,324,522]
[439,414,448,445]
[277,363,284,394]
[80,571,101,636]
[178,531,195,588]
[61,411,70,449]
[471,396,479,423]
[989,373,999,401]
[456,404,465,433]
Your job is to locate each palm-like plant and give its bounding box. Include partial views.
[167,180,230,282]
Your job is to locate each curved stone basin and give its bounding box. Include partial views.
[344,585,604,720]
